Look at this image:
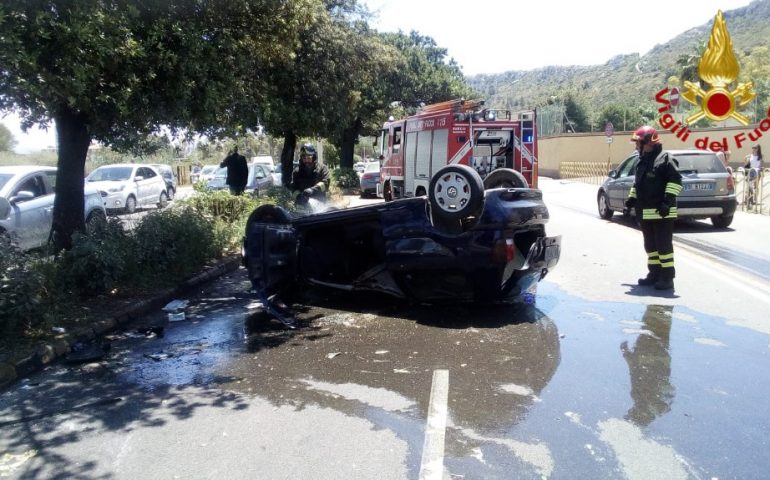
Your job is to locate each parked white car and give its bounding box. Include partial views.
[196,164,219,185]
[0,166,107,251]
[86,163,168,213]
[251,156,281,186]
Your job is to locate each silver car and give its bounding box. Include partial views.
[597,149,738,228]
[0,166,106,251]
[86,163,168,213]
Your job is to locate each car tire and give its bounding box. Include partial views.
[85,210,107,233]
[246,204,292,226]
[125,195,137,214]
[483,168,528,189]
[711,214,733,229]
[597,191,614,219]
[429,164,485,222]
[158,191,168,209]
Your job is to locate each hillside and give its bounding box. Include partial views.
[467,0,770,121]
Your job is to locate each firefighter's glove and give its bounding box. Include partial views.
[657,202,670,218]
[303,188,315,197]
[296,191,310,205]
[624,197,637,209]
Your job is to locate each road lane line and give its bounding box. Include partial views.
[419,369,449,480]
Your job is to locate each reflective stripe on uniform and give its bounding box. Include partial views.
[647,251,660,265]
[642,207,678,220]
[659,252,674,268]
[665,182,683,196]
[628,187,637,199]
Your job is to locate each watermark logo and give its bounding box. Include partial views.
[654,10,770,151]
[680,10,754,125]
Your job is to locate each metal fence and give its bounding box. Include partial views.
[559,162,770,216]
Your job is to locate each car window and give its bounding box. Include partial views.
[139,167,156,179]
[14,175,46,199]
[673,153,724,173]
[617,155,638,177]
[45,171,57,193]
[89,167,132,181]
[364,162,380,173]
[0,174,13,191]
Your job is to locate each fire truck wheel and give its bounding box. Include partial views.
[483,168,529,189]
[428,164,485,222]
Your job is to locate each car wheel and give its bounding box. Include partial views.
[167,187,175,201]
[711,214,733,229]
[125,195,137,214]
[483,168,528,189]
[597,191,614,219]
[246,204,292,226]
[158,191,168,209]
[429,164,485,222]
[85,210,107,234]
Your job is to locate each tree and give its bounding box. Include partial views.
[0,123,16,152]
[0,1,314,249]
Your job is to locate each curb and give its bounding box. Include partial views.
[0,255,243,390]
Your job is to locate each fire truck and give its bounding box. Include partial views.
[377,98,538,200]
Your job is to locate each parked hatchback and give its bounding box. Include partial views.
[359,161,380,197]
[597,149,737,228]
[86,164,168,214]
[0,166,106,251]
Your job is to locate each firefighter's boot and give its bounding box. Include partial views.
[638,264,660,286]
[654,268,674,290]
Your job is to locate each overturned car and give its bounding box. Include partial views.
[242,165,560,311]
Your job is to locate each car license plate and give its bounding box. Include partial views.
[685,182,713,191]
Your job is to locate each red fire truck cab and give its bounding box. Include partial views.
[377,99,538,200]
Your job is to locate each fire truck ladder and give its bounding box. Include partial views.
[514,111,536,181]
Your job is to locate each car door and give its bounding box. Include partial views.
[8,173,53,250]
[607,154,639,210]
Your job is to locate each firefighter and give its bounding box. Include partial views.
[624,126,683,290]
[290,143,330,204]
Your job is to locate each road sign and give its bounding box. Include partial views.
[604,122,614,137]
[670,87,680,107]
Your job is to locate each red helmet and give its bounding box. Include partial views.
[631,126,661,145]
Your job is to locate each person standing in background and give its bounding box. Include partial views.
[220,146,248,195]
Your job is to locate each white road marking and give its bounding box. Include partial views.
[419,369,449,480]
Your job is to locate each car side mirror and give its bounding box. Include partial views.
[134,175,144,182]
[608,169,617,178]
[0,198,10,219]
[9,191,35,204]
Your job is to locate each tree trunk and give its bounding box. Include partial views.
[340,117,363,169]
[280,131,297,187]
[51,107,92,251]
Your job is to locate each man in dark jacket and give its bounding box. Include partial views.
[290,143,330,204]
[625,126,683,290]
[220,146,248,195]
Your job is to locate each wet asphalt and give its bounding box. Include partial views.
[1,183,769,479]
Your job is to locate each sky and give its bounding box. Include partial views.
[1,0,754,154]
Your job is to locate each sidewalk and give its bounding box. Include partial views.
[0,256,242,389]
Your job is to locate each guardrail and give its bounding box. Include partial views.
[559,162,770,216]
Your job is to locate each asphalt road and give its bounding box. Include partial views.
[1,180,769,479]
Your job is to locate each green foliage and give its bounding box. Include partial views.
[0,237,49,335]
[130,207,218,282]
[56,218,131,296]
[183,190,261,224]
[333,168,360,189]
[0,123,16,152]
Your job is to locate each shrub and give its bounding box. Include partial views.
[0,237,50,334]
[56,218,131,296]
[130,207,218,282]
[333,168,359,189]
